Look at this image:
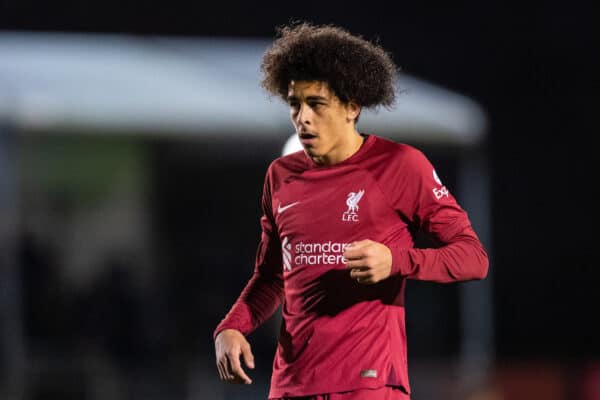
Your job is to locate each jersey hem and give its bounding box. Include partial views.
[268,382,411,398]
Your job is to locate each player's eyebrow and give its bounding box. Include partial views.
[287,95,329,102]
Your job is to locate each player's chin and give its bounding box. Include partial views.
[302,144,319,154]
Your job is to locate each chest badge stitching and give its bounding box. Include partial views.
[342,189,365,222]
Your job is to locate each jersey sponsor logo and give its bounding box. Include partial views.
[282,236,292,271]
[433,186,449,199]
[278,201,300,214]
[433,169,442,185]
[342,189,365,222]
[432,169,449,199]
[281,237,351,271]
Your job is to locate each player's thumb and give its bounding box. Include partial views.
[241,343,255,369]
[348,240,370,249]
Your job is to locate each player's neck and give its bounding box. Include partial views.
[311,130,364,166]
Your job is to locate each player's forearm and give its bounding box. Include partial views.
[214,273,283,339]
[390,227,489,283]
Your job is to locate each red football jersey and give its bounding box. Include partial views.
[215,134,488,398]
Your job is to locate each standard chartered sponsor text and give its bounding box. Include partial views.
[294,240,351,266]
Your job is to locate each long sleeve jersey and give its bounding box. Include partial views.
[214,134,489,398]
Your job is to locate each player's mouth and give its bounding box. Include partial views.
[299,132,318,146]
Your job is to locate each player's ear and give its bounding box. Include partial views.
[346,101,361,123]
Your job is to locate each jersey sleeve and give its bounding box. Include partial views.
[387,146,489,283]
[213,166,285,339]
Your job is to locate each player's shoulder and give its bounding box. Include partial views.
[265,150,307,185]
[270,149,307,171]
[370,134,427,165]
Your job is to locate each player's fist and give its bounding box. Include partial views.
[343,239,393,285]
[215,329,255,384]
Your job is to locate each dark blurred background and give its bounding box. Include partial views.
[1,1,598,399]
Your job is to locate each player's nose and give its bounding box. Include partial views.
[296,103,312,126]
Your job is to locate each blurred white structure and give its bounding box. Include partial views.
[0,32,485,146]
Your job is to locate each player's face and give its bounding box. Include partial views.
[287,80,360,165]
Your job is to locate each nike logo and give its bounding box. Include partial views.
[277,201,300,214]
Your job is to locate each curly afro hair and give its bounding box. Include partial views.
[261,22,399,110]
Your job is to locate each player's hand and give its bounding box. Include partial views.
[343,239,393,285]
[215,329,255,384]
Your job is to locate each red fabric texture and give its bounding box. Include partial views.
[215,135,488,398]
